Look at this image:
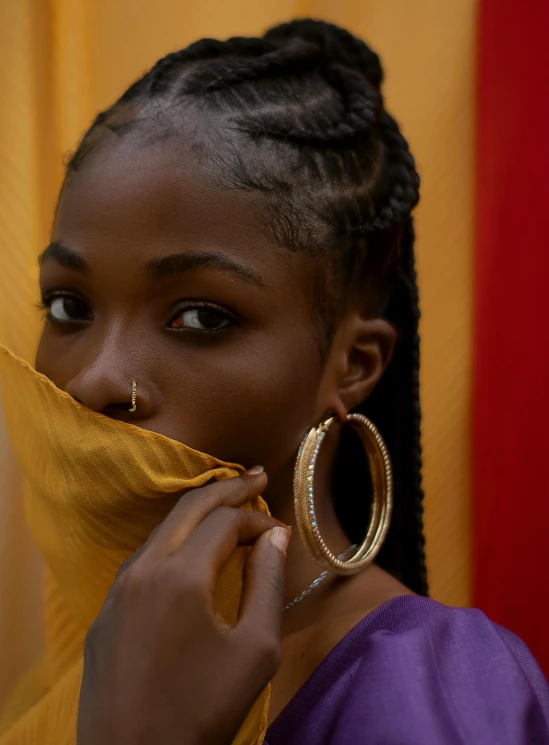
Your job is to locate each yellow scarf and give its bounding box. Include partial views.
[0,344,270,744]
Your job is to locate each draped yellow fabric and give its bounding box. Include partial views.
[0,343,270,745]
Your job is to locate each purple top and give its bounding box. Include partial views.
[265,595,549,744]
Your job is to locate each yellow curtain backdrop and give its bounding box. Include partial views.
[0,0,475,707]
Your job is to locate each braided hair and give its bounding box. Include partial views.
[66,19,428,595]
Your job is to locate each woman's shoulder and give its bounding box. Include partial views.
[321,594,548,689]
[266,595,549,745]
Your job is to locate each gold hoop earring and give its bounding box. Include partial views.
[293,413,393,575]
[129,380,137,412]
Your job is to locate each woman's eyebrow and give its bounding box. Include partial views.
[38,241,88,273]
[38,244,266,288]
[146,252,266,288]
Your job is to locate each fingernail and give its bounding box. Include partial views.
[246,465,264,475]
[269,527,291,553]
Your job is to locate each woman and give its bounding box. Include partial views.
[2,17,548,745]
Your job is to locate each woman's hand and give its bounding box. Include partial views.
[77,469,289,745]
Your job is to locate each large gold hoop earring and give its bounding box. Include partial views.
[293,413,393,575]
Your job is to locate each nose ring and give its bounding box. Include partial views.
[129,379,137,412]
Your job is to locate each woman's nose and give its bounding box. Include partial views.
[64,367,154,421]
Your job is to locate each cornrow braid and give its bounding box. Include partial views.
[182,38,381,143]
[264,18,384,89]
[232,63,379,143]
[65,19,427,595]
[146,37,274,96]
[369,113,420,230]
[196,40,323,92]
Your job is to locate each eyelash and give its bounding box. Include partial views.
[167,300,237,334]
[37,291,91,325]
[38,292,237,334]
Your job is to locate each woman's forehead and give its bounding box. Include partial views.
[57,139,265,242]
[51,139,316,299]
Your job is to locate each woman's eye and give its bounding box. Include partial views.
[47,296,93,323]
[170,306,233,332]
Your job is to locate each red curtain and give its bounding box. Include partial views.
[473,0,549,673]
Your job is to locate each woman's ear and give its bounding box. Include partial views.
[324,315,396,420]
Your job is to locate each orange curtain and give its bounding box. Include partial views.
[0,0,475,705]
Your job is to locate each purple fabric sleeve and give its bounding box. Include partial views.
[265,595,549,744]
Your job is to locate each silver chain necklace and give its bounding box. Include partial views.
[283,545,358,612]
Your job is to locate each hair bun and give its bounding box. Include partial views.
[263,18,384,91]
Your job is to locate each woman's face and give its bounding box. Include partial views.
[36,138,338,494]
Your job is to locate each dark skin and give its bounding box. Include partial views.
[36,133,411,743]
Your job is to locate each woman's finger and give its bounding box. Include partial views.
[171,506,287,601]
[142,469,268,561]
[237,526,290,640]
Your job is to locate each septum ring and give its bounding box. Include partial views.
[129,379,137,412]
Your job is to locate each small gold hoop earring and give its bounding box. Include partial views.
[293,413,393,575]
[129,380,137,412]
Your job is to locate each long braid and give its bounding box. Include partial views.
[382,219,427,594]
[65,19,428,595]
